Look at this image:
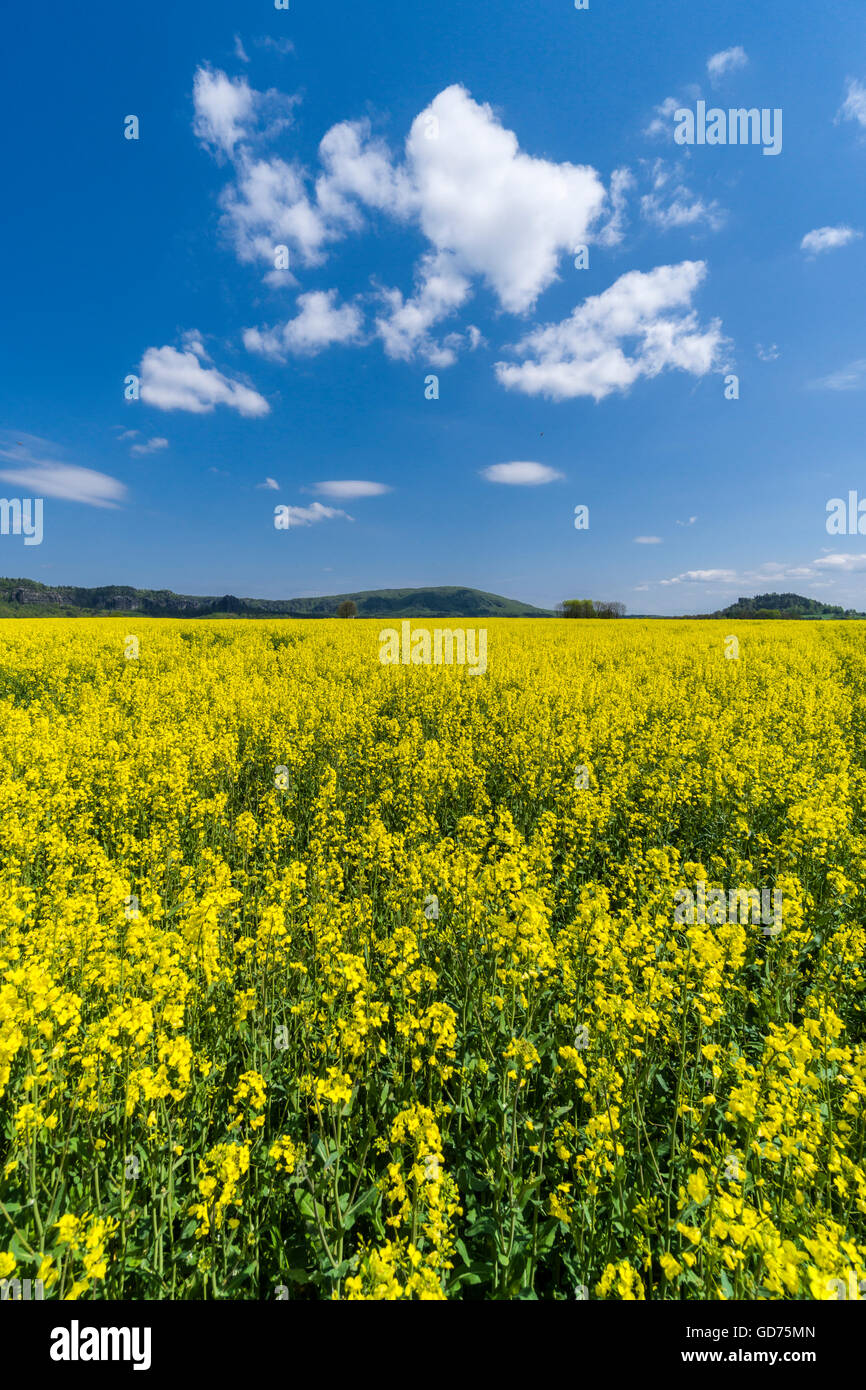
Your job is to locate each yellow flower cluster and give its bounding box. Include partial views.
[0,616,864,1299]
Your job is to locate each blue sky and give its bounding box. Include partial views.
[2,0,866,614]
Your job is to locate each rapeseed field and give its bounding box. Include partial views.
[0,617,864,1300]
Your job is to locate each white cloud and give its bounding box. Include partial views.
[244,289,363,359]
[139,342,270,416]
[496,261,726,401]
[0,435,127,508]
[192,65,296,161]
[130,436,168,456]
[756,343,779,361]
[313,480,391,498]
[800,225,862,255]
[707,47,748,82]
[257,477,280,490]
[642,188,725,232]
[404,85,606,315]
[660,569,738,586]
[222,155,335,268]
[596,167,634,247]
[634,535,662,544]
[375,251,472,363]
[193,67,257,158]
[275,501,353,527]
[317,119,415,223]
[813,553,866,572]
[480,461,564,485]
[0,460,126,508]
[645,96,681,141]
[233,35,249,64]
[254,37,295,57]
[811,359,866,391]
[837,78,866,128]
[676,515,698,526]
[656,555,866,587]
[641,163,725,232]
[206,77,611,357]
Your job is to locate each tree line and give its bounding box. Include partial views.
[557,600,626,618]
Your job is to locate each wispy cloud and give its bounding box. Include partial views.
[254,36,295,57]
[130,436,168,457]
[811,359,866,391]
[634,536,662,544]
[837,77,866,129]
[257,477,280,490]
[707,47,748,83]
[0,436,127,508]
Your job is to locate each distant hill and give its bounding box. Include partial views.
[0,579,553,620]
[705,592,866,620]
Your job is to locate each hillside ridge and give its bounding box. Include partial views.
[0,579,553,619]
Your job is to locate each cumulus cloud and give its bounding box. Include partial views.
[313,480,391,498]
[129,436,168,457]
[480,461,564,486]
[191,71,727,390]
[707,47,748,82]
[244,289,363,359]
[192,65,296,161]
[375,251,473,363]
[139,342,270,416]
[403,86,606,315]
[199,73,612,361]
[193,67,257,158]
[495,261,726,401]
[800,225,862,255]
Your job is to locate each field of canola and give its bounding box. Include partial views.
[0,616,865,1301]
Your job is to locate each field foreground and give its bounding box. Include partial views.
[0,617,864,1300]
